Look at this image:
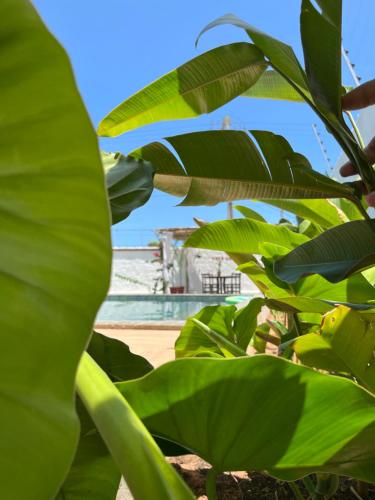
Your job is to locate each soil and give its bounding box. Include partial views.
[169,455,375,499]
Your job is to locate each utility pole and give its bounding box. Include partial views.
[222,116,234,219]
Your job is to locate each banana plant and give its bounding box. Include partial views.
[1,3,194,499]
[98,0,375,283]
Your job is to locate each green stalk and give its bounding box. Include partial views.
[76,352,194,500]
[206,468,218,500]
[192,318,248,357]
[303,475,317,496]
[288,481,306,500]
[345,111,375,192]
[346,111,366,150]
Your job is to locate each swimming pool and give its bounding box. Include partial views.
[96,294,230,322]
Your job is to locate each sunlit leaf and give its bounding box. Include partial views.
[294,306,375,392]
[0,2,111,497]
[274,220,375,283]
[98,43,267,136]
[132,131,354,205]
[118,356,375,482]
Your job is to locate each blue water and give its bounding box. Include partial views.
[96,294,229,322]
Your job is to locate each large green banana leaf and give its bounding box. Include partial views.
[88,331,153,382]
[257,198,350,228]
[197,14,310,99]
[118,356,375,482]
[102,152,154,225]
[56,401,120,500]
[294,306,375,392]
[131,130,354,205]
[185,218,309,254]
[274,220,375,283]
[242,69,352,103]
[197,8,375,192]
[98,43,267,136]
[77,354,194,500]
[0,1,111,498]
[234,204,266,222]
[242,70,305,101]
[58,338,154,500]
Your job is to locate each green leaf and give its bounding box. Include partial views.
[118,356,375,482]
[274,220,375,283]
[238,261,293,298]
[198,10,375,191]
[103,152,154,225]
[185,218,309,254]
[294,306,375,392]
[333,198,364,221]
[265,297,333,315]
[56,402,120,500]
[299,0,375,191]
[76,354,194,500]
[0,2,111,498]
[242,70,305,102]
[133,131,354,205]
[88,331,153,382]
[300,0,342,117]
[98,43,267,136]
[197,14,310,98]
[57,429,120,500]
[234,204,266,222]
[175,305,237,358]
[258,198,349,228]
[295,273,375,303]
[234,298,264,349]
[192,318,247,357]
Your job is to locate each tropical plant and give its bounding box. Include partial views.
[96,0,375,497]
[6,0,375,500]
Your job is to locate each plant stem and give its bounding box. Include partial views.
[76,352,194,500]
[346,111,366,149]
[206,468,218,500]
[192,318,247,357]
[293,313,302,336]
[288,481,305,500]
[345,111,375,192]
[303,475,317,496]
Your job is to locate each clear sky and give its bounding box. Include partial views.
[33,0,375,246]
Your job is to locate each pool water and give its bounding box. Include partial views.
[96,294,229,322]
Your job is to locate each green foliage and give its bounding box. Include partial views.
[98,43,267,136]
[6,0,375,498]
[0,2,112,498]
[176,301,263,358]
[274,220,375,283]
[185,218,309,253]
[118,356,375,482]
[294,306,375,392]
[103,152,154,225]
[76,354,194,500]
[88,331,153,381]
[132,130,355,206]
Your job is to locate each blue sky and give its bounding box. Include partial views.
[33,0,375,246]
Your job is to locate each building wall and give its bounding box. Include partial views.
[109,247,258,295]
